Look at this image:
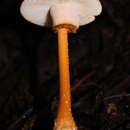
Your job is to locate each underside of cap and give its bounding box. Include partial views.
[20,0,102,28]
[50,2,81,29]
[20,0,52,26]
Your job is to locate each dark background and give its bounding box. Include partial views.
[0,0,130,130]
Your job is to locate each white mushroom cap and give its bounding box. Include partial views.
[20,0,102,29]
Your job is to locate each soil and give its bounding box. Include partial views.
[0,0,130,130]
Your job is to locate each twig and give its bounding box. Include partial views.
[8,107,34,130]
[72,71,96,91]
[104,93,130,101]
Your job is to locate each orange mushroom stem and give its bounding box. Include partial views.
[54,27,77,130]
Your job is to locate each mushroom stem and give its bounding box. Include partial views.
[54,28,77,130]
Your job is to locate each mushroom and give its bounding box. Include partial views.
[20,0,102,130]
